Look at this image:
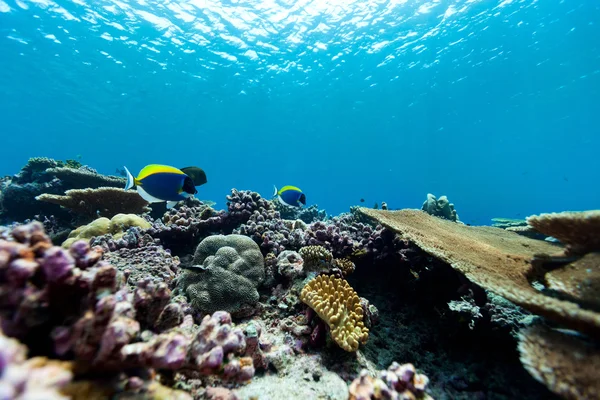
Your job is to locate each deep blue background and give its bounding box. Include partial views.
[0,0,598,224]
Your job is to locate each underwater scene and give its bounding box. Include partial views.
[0,0,599,399]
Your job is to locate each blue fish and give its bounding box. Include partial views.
[124,164,197,209]
[273,185,306,207]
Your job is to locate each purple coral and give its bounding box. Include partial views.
[0,328,73,400]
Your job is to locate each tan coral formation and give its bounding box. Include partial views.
[357,208,600,337]
[36,187,150,219]
[543,252,600,308]
[518,325,600,400]
[300,274,368,352]
[62,214,152,248]
[527,210,600,255]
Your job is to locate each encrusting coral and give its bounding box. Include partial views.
[176,234,265,318]
[518,324,600,400]
[358,208,600,337]
[62,213,152,248]
[36,187,150,219]
[300,274,369,352]
[527,210,600,255]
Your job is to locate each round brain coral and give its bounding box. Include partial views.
[177,234,265,318]
[300,274,369,352]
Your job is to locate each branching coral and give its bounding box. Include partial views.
[177,234,265,318]
[300,275,369,352]
[36,187,150,219]
[147,198,229,253]
[299,245,333,273]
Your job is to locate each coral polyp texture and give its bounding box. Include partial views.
[300,274,369,352]
[176,234,265,317]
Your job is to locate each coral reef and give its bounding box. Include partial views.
[358,208,600,337]
[299,245,333,272]
[147,198,229,254]
[421,193,460,222]
[333,257,355,277]
[62,213,152,248]
[0,222,254,386]
[518,324,600,400]
[0,328,73,400]
[348,362,432,400]
[177,234,265,318]
[36,187,150,220]
[0,158,125,222]
[276,250,305,280]
[300,275,369,352]
[527,210,600,255]
[273,201,327,223]
[102,244,180,287]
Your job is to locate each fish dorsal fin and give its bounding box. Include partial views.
[166,201,179,209]
[136,185,164,204]
[137,164,184,181]
[279,185,302,193]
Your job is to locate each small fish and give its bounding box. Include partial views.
[273,185,306,207]
[360,198,365,203]
[180,166,207,187]
[124,164,197,209]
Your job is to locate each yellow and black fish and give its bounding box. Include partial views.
[124,164,197,209]
[273,185,306,207]
[180,166,207,187]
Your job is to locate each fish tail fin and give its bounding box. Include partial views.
[272,185,278,197]
[124,166,135,190]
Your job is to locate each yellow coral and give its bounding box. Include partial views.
[62,214,151,248]
[300,274,368,352]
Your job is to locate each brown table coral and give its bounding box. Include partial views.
[36,187,150,219]
[527,210,600,255]
[357,208,600,337]
[300,274,369,352]
[518,325,600,400]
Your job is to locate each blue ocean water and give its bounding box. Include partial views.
[0,0,598,224]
